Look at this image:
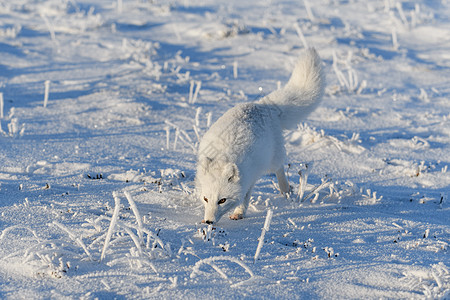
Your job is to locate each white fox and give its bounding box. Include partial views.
[195,48,325,224]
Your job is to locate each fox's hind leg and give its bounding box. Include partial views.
[229,185,254,220]
[276,166,291,195]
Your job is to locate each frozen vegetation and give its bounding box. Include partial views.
[0,0,449,298]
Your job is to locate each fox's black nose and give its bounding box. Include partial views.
[205,220,214,225]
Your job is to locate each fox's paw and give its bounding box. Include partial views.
[201,219,214,224]
[281,186,293,198]
[279,183,290,195]
[229,213,243,220]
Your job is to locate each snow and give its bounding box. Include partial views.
[0,0,449,298]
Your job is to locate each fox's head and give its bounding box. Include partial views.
[195,158,241,224]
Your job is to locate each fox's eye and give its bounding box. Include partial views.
[203,196,208,203]
[218,198,227,205]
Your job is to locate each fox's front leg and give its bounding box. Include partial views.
[229,186,253,220]
[276,166,291,195]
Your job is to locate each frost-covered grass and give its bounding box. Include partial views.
[0,0,449,298]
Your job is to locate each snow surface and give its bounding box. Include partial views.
[0,0,449,299]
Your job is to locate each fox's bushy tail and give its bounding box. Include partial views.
[259,48,325,130]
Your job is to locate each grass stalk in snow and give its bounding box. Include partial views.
[195,107,202,127]
[164,126,170,150]
[0,225,40,243]
[142,228,165,251]
[254,209,273,263]
[8,118,18,137]
[101,192,121,261]
[391,28,399,50]
[192,258,230,282]
[395,2,409,28]
[165,120,197,151]
[264,21,277,36]
[179,128,194,145]
[188,80,194,103]
[124,191,144,245]
[303,177,332,203]
[297,163,310,202]
[193,125,201,143]
[0,92,3,118]
[303,0,316,22]
[332,51,361,93]
[173,128,179,150]
[233,61,238,79]
[52,221,92,259]
[332,51,349,90]
[206,112,212,128]
[356,80,367,95]
[192,81,202,104]
[44,80,50,108]
[419,88,429,102]
[359,188,383,205]
[293,22,309,49]
[191,256,254,283]
[40,14,60,53]
[119,222,143,256]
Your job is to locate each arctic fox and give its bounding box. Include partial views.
[195,48,325,224]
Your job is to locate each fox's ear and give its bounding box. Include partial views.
[198,156,213,172]
[223,163,239,183]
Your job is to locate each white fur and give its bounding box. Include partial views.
[195,48,325,224]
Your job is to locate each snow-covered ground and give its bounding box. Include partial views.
[0,0,449,298]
